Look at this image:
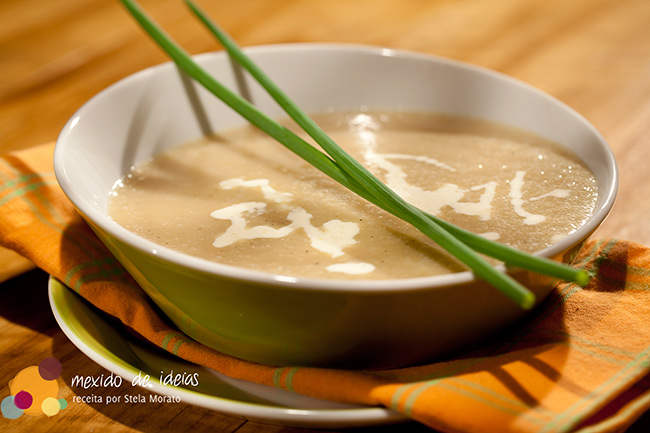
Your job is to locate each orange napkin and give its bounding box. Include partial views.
[2,142,650,433]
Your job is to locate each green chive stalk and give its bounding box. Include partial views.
[118,0,590,308]
[184,0,589,289]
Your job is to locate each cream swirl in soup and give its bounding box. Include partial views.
[108,111,597,280]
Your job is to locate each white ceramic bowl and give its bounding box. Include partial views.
[55,44,617,369]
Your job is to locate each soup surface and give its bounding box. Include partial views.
[109,111,598,279]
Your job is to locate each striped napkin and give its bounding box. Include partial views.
[2,142,650,433]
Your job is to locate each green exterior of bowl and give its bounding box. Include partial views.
[88,217,589,369]
[55,44,617,369]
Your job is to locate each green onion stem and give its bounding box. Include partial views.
[187,2,590,287]
[119,0,589,308]
[184,0,589,289]
[120,0,534,309]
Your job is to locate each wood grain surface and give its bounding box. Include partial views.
[1,0,649,431]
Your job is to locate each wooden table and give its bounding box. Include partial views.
[2,0,649,431]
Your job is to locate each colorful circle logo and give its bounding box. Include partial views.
[2,357,67,419]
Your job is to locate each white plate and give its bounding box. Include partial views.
[48,277,407,428]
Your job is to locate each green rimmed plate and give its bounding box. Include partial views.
[48,277,406,428]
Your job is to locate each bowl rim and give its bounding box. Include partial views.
[54,42,619,293]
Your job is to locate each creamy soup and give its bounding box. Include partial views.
[108,111,597,280]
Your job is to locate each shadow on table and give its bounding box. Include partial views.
[0,268,54,335]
